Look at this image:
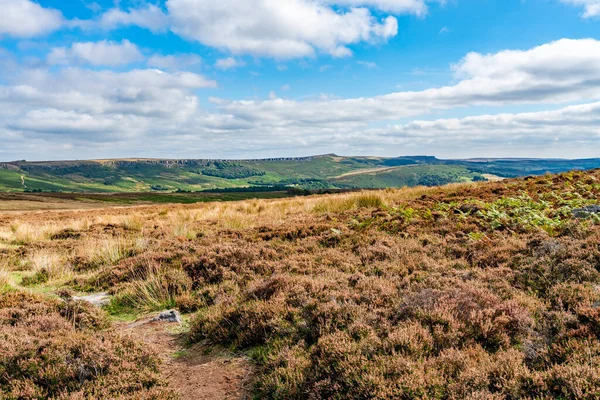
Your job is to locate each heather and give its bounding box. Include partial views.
[2,170,600,398]
[0,290,176,399]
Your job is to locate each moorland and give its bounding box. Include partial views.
[2,169,600,398]
[2,154,600,193]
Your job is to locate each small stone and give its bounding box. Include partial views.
[150,309,182,324]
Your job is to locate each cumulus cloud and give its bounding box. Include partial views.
[388,102,600,140]
[213,39,600,127]
[95,4,170,32]
[166,0,398,59]
[147,53,202,70]
[1,0,64,38]
[3,38,600,159]
[80,0,400,59]
[1,68,216,128]
[561,0,600,17]
[322,0,429,15]
[369,101,600,157]
[47,40,144,67]
[214,57,246,70]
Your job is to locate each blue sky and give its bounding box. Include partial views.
[2,0,600,160]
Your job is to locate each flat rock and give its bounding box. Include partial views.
[126,310,182,329]
[150,310,181,324]
[73,292,111,307]
[150,309,182,324]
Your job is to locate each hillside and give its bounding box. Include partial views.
[2,169,600,398]
[2,154,600,193]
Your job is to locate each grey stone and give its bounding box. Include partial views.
[150,309,182,324]
[572,205,600,218]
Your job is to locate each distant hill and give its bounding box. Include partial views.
[1,154,599,193]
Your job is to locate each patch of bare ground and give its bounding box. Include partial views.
[120,321,253,400]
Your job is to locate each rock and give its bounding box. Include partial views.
[73,292,111,307]
[125,309,183,329]
[150,310,182,324]
[572,205,600,218]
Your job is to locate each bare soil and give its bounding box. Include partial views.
[120,321,253,400]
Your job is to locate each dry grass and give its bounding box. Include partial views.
[25,250,72,283]
[0,268,11,287]
[111,260,192,312]
[74,238,139,271]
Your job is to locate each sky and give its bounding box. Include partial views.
[2,0,600,160]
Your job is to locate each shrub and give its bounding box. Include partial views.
[0,291,175,399]
[355,193,385,208]
[110,264,192,312]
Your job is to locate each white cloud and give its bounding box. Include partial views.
[166,0,398,59]
[147,53,202,70]
[322,0,429,15]
[561,0,600,17]
[281,84,291,91]
[4,38,600,159]
[85,0,401,59]
[47,40,144,67]
[389,102,600,139]
[1,0,64,38]
[357,60,377,68]
[213,39,600,128]
[215,57,246,70]
[1,68,216,127]
[95,4,169,32]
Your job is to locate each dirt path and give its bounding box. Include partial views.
[119,320,253,400]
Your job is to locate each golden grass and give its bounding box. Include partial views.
[27,250,72,281]
[0,183,475,240]
[0,267,11,287]
[77,238,138,268]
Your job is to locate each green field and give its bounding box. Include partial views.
[1,154,599,193]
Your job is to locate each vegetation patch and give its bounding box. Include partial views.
[0,290,175,399]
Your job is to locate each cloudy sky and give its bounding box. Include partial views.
[2,0,600,160]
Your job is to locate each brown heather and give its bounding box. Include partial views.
[0,291,176,399]
[1,170,600,398]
